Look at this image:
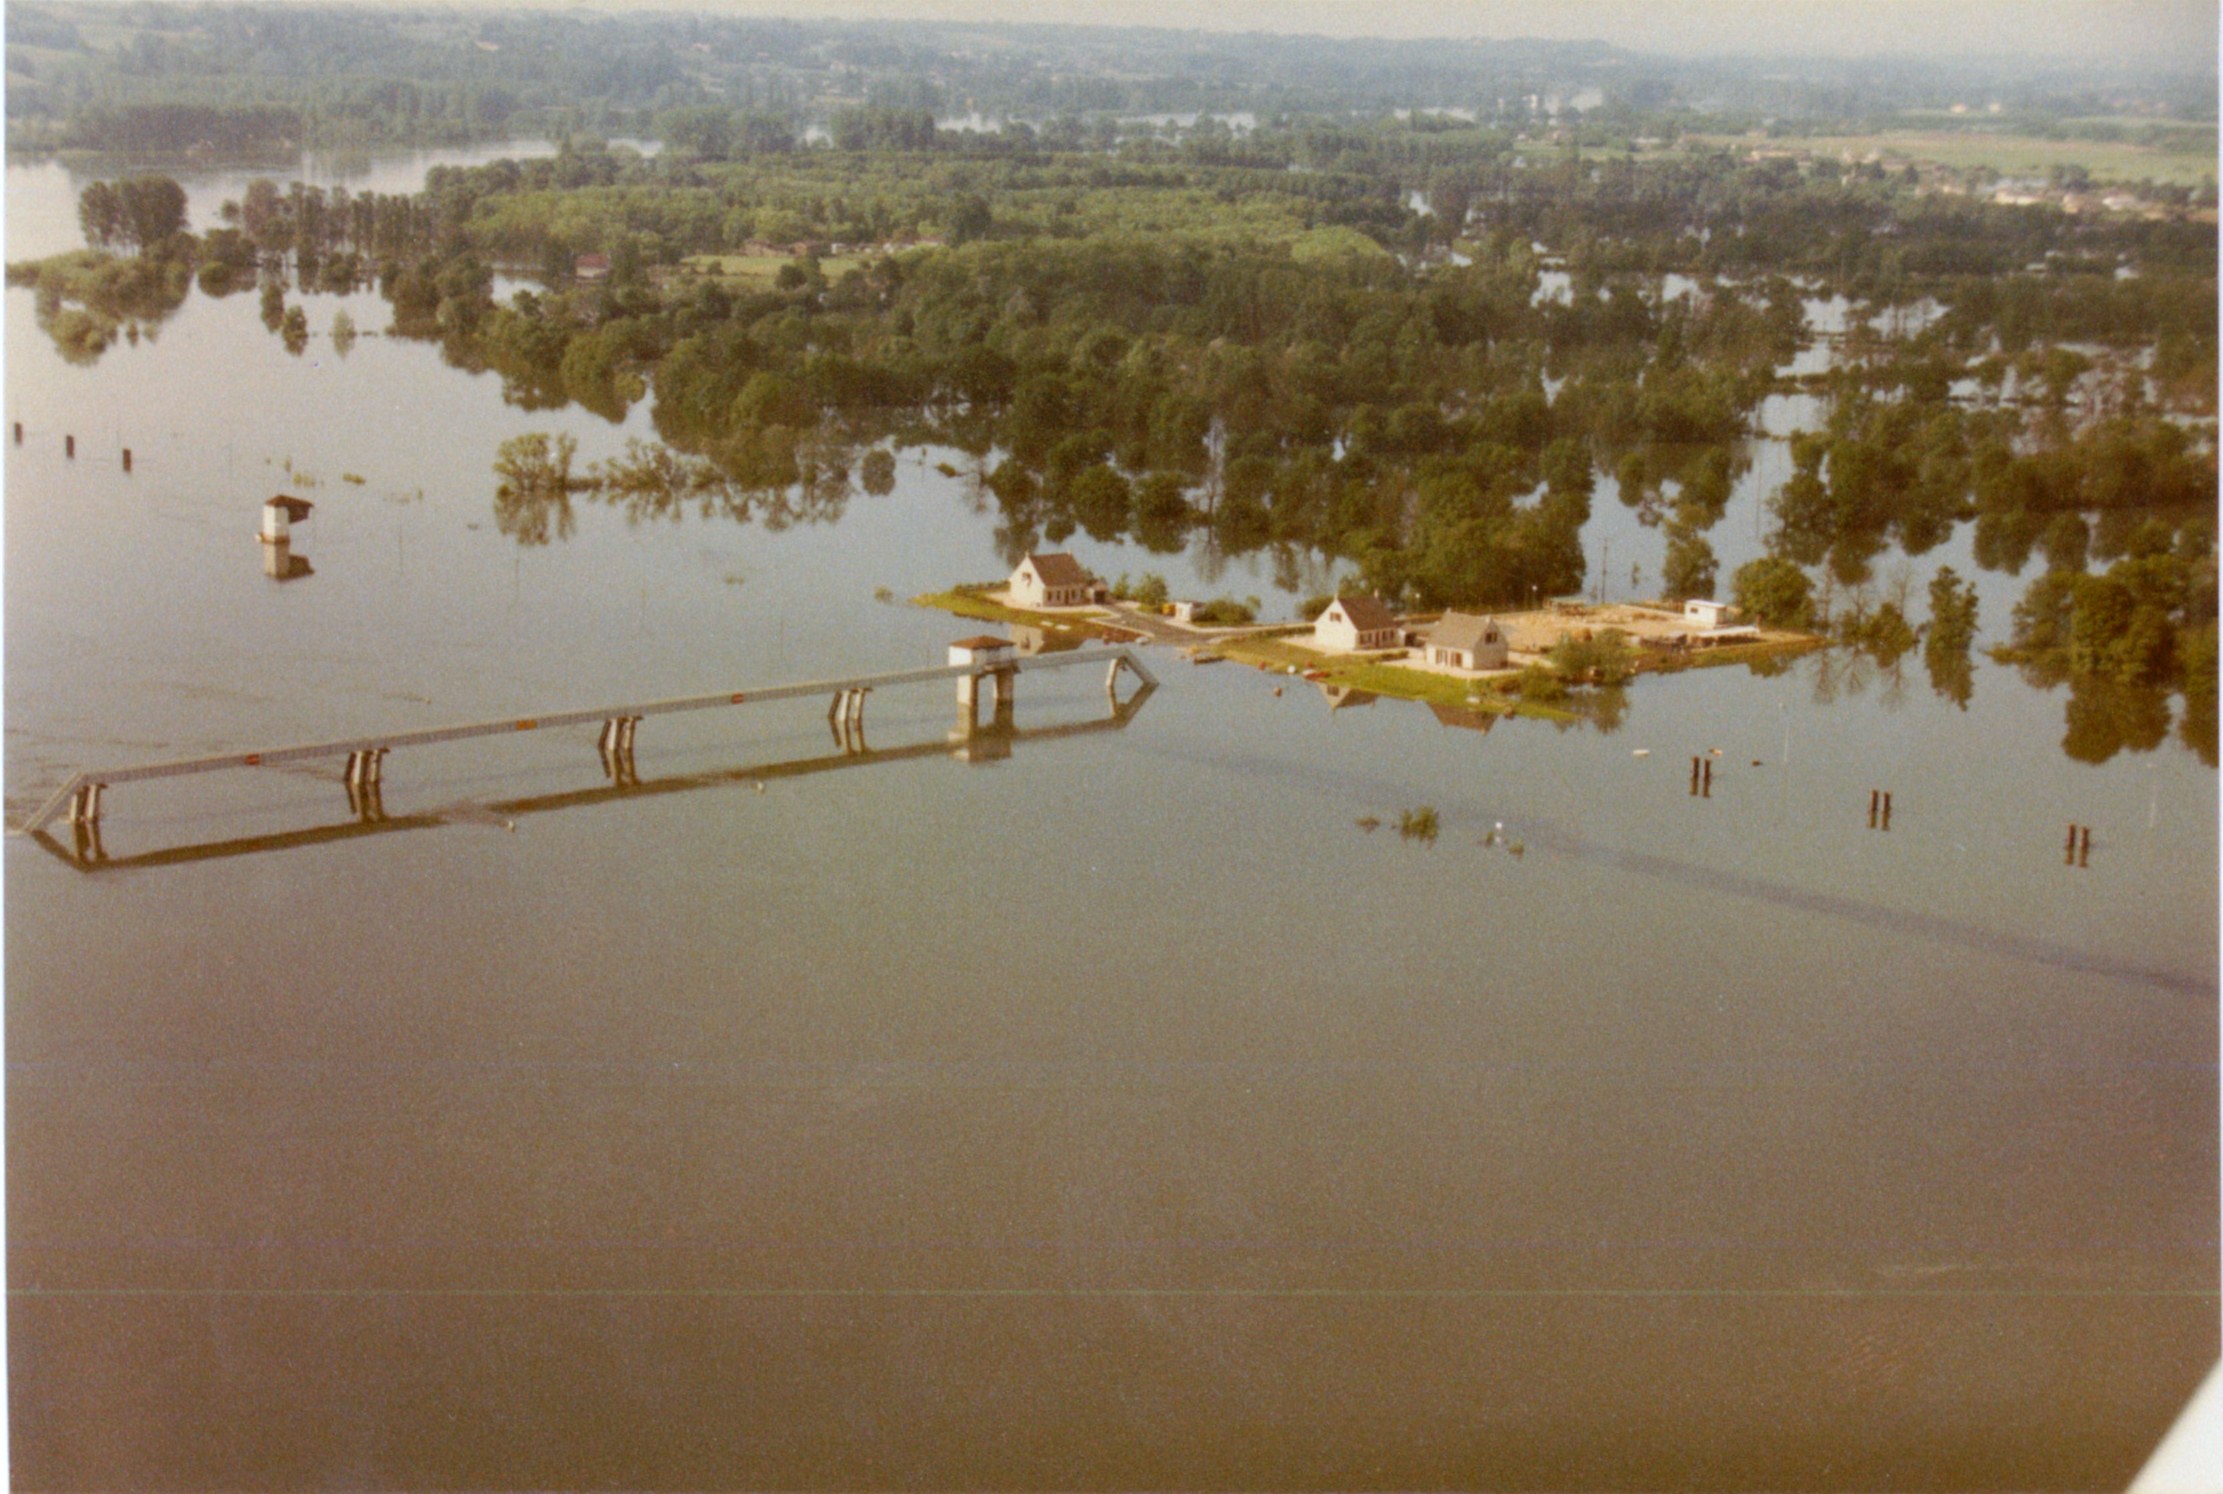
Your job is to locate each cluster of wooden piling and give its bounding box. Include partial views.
[2065,823,2093,868]
[1867,789,1893,830]
[1689,755,1713,797]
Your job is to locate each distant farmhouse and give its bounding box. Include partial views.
[1009,552,1105,609]
[1313,594,1400,652]
[1423,611,1509,672]
[573,253,611,281]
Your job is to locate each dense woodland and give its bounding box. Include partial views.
[6,14,2216,762]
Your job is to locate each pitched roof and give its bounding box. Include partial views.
[265,495,313,521]
[950,634,1013,650]
[1328,594,1398,632]
[1023,552,1092,587]
[1427,610,1502,652]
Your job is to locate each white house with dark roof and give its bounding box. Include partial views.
[1424,611,1510,672]
[1683,598,1736,629]
[1313,594,1400,652]
[1009,552,1102,609]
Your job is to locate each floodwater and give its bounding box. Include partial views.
[5,152,2216,1490]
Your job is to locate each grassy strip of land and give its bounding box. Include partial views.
[911,586,1126,640]
[677,251,873,288]
[1694,130,2216,188]
[1208,635,1581,722]
[1640,636,1828,674]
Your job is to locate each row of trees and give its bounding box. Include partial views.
[75,176,187,252]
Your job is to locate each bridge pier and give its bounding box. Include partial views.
[949,694,1015,764]
[66,782,104,826]
[344,748,386,789]
[347,776,386,823]
[598,716,639,784]
[958,667,1017,710]
[344,750,387,818]
[70,815,105,864]
[830,688,870,752]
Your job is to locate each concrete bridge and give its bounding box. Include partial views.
[19,643,1157,846]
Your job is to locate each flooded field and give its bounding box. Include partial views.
[5,150,2215,1489]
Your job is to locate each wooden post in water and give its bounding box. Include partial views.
[1869,789,1879,828]
[12,422,21,445]
[64,434,74,458]
[2079,826,2091,867]
[1690,756,1701,795]
[122,448,132,473]
[1701,759,1713,796]
[1881,791,1892,829]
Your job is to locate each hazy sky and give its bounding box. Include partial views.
[516,0,2217,64]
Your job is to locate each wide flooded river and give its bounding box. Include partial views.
[6,149,2215,1489]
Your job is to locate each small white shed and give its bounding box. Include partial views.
[948,635,1016,668]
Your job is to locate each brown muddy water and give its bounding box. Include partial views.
[5,151,2215,1490]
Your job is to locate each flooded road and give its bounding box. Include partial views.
[5,152,2215,1489]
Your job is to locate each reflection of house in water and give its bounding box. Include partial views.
[261,539,314,581]
[1315,681,1379,713]
[1428,702,1498,734]
[1007,623,1087,657]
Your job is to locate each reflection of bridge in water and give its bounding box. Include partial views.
[22,644,1156,872]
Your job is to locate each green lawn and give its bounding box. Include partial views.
[911,587,1126,640]
[678,251,874,288]
[1701,130,2216,188]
